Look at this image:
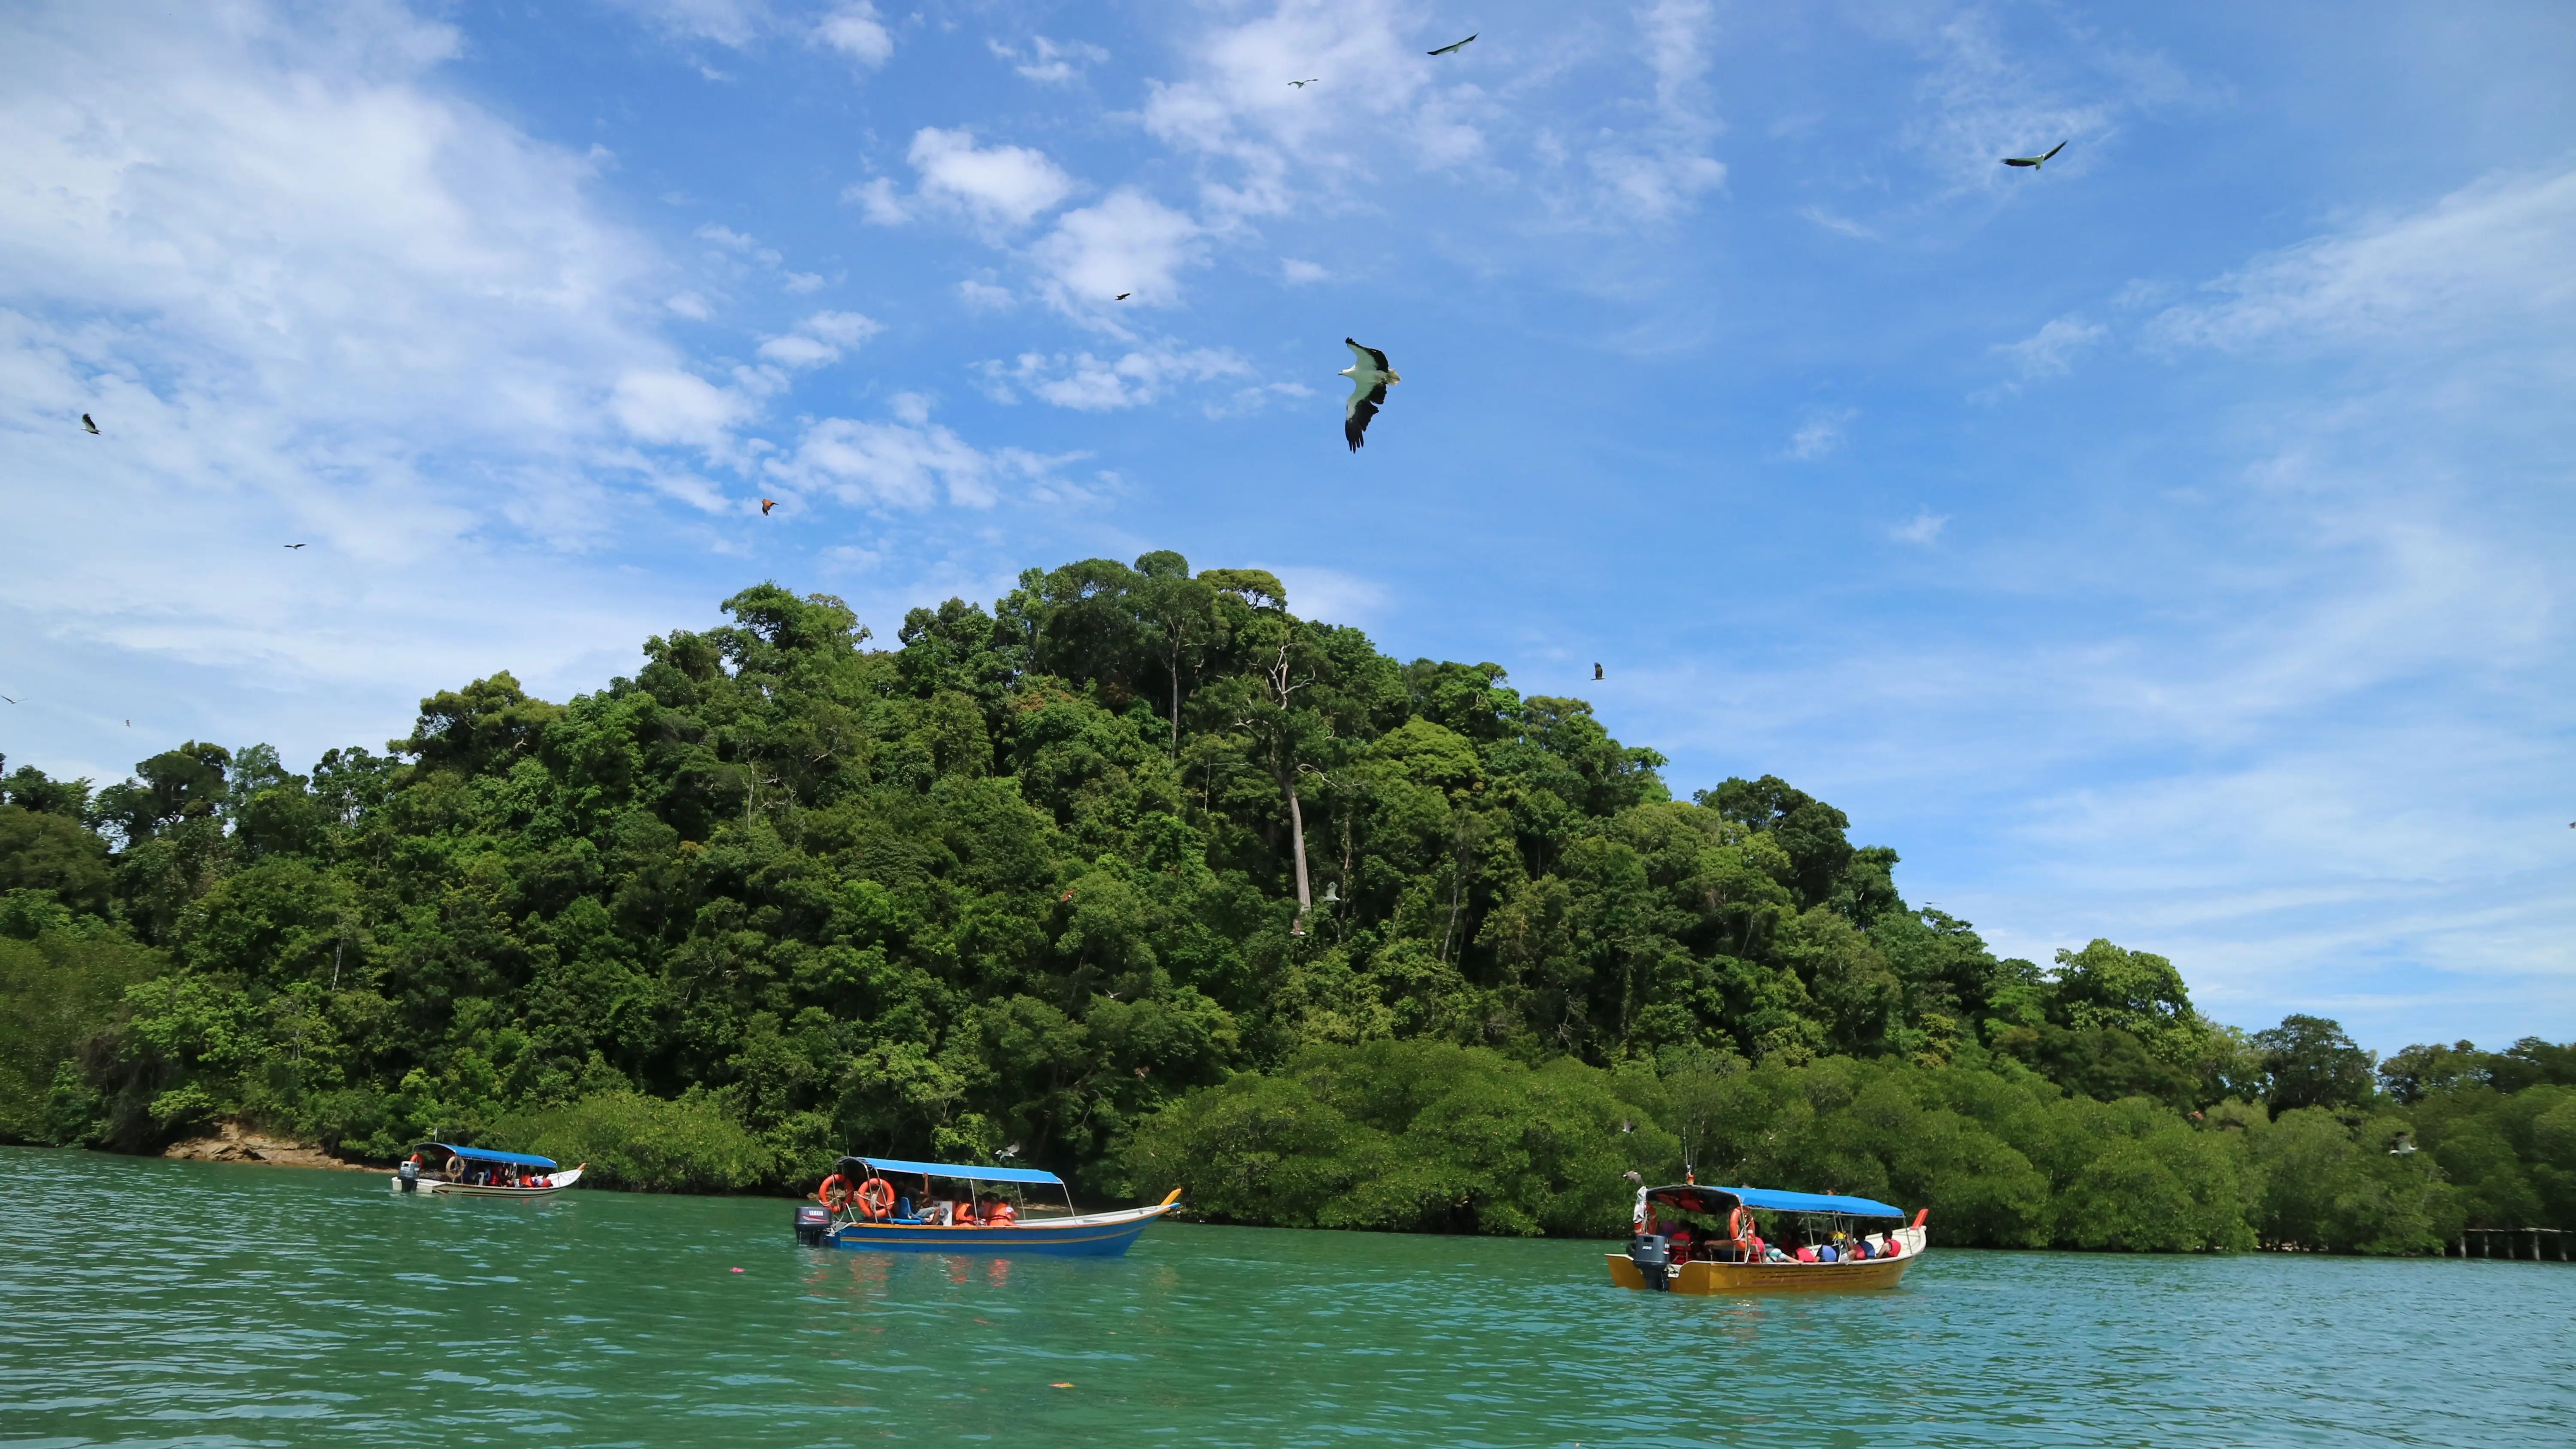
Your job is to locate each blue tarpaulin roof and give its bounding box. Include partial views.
[430,1143,558,1170]
[1655,1184,1907,1218]
[848,1155,1065,1187]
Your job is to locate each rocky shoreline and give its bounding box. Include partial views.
[161,1122,374,1173]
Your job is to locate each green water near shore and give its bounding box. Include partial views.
[3,1147,2568,1447]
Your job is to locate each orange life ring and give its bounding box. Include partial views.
[1729,1206,1755,1246]
[817,1174,850,1210]
[855,1177,895,1221]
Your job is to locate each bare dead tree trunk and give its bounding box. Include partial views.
[1286,781,1312,935]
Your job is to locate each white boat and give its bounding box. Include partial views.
[391,1143,583,1198]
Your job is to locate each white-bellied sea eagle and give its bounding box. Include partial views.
[1340,339,1398,452]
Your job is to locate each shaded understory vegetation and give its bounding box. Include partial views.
[3,557,2569,1248]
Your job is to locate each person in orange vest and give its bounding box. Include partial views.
[950,1197,979,1226]
[984,1194,1017,1226]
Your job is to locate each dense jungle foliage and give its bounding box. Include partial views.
[3,555,2571,1253]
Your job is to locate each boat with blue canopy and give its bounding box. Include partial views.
[793,1154,1180,1257]
[389,1143,583,1198]
[1608,1180,1928,1292]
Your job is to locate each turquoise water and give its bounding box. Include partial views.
[3,1147,2568,1446]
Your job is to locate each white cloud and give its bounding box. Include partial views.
[1786,408,1855,460]
[978,346,1251,411]
[957,279,1014,310]
[1032,189,1204,312]
[753,309,876,368]
[993,35,1109,85]
[1890,507,1948,546]
[602,0,770,48]
[755,334,835,368]
[1993,315,2106,380]
[1281,258,1327,284]
[798,310,879,346]
[847,176,910,226]
[782,270,824,293]
[766,405,1070,510]
[813,3,893,67]
[666,291,714,319]
[1261,565,1388,625]
[2146,169,2576,353]
[611,368,753,445]
[0,0,730,778]
[907,127,1076,227]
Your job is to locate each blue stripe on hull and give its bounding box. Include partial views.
[826,1219,1155,1257]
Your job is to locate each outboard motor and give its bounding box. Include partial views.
[1629,1231,1673,1291]
[794,1203,832,1247]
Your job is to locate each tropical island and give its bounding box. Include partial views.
[2,555,2568,1255]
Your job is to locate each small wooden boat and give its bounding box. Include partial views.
[1606,1182,1926,1293]
[795,1154,1180,1258]
[390,1143,583,1198]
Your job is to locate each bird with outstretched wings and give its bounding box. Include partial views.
[760,498,777,515]
[1339,339,1399,452]
[1289,79,1318,88]
[81,413,99,434]
[2002,141,2066,168]
[1428,33,1476,55]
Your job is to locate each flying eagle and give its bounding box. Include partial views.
[284,543,306,549]
[1428,33,1476,55]
[1593,663,1603,680]
[82,413,99,434]
[760,498,777,515]
[1339,338,1398,452]
[1115,292,1131,300]
[1289,79,1318,88]
[2002,141,2066,169]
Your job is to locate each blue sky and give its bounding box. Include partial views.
[3,0,2571,1053]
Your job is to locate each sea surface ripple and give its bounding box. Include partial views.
[3,1148,2569,1446]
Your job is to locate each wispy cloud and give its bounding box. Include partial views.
[992,34,1109,85]
[1786,407,1855,460]
[1889,507,1947,545]
[2147,169,2576,354]
[975,345,1251,411]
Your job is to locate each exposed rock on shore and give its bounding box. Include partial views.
[162,1122,373,1172]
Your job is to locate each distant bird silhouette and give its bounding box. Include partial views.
[1059,889,1075,903]
[1115,292,1131,300]
[1288,79,1318,88]
[1593,663,1603,680]
[760,498,776,515]
[2002,141,2066,169]
[1428,33,1476,55]
[284,543,306,549]
[82,413,100,434]
[0,695,17,705]
[125,719,131,727]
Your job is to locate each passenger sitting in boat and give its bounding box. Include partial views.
[1848,1237,1871,1260]
[951,1199,979,1226]
[1765,1245,1793,1262]
[1794,1244,1819,1263]
[1818,1242,1838,1263]
[983,1194,1016,1226]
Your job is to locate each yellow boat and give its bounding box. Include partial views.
[1606,1182,1926,1294]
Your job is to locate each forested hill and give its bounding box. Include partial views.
[4,555,2572,1252]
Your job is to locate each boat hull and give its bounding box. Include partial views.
[826,1201,1176,1258]
[1606,1251,1917,1293]
[394,1166,584,1198]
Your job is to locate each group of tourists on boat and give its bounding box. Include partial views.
[389,1143,583,1197]
[817,1167,1023,1227]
